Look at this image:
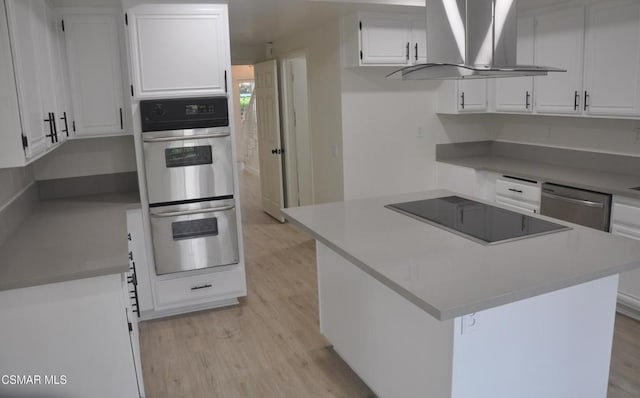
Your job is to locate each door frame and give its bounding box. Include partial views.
[279,49,314,207]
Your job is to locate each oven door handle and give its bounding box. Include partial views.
[143,132,230,143]
[150,205,235,218]
[541,192,604,208]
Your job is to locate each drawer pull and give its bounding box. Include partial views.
[191,283,213,291]
[508,188,523,194]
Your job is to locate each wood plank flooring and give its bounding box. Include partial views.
[139,171,640,398]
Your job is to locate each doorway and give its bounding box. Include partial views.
[280,53,313,207]
[231,65,258,175]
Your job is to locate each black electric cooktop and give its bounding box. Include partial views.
[386,196,570,245]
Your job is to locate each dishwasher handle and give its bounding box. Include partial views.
[541,191,605,208]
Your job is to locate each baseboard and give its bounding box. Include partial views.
[139,298,240,321]
[617,292,640,321]
[0,182,38,247]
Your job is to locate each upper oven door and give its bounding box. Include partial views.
[143,127,234,205]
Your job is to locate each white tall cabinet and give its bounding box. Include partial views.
[127,4,229,99]
[60,11,127,136]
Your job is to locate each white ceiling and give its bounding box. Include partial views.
[51,0,570,48]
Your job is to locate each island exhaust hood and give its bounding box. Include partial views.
[387,0,566,80]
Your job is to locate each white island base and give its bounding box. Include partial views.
[317,242,619,398]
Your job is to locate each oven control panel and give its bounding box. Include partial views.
[141,97,229,132]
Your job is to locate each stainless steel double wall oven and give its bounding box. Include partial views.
[142,97,239,275]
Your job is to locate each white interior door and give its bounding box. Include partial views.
[255,60,285,222]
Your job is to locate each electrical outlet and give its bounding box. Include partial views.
[417,124,425,138]
[635,130,640,144]
[461,313,479,335]
[546,126,552,139]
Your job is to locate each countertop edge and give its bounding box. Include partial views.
[284,208,640,322]
[0,264,130,292]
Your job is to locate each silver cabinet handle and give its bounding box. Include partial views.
[541,192,604,208]
[143,132,230,143]
[151,205,234,218]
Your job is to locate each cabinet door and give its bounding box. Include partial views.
[534,7,585,114]
[360,13,410,65]
[458,80,488,112]
[6,0,49,158]
[128,4,229,99]
[410,16,426,64]
[584,0,640,117]
[45,3,71,143]
[495,17,535,113]
[63,14,125,136]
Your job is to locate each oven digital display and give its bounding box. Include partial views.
[165,146,213,168]
[172,218,219,240]
[185,104,215,115]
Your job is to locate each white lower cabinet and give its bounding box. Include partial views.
[155,266,246,309]
[0,274,141,398]
[611,196,640,317]
[495,177,541,214]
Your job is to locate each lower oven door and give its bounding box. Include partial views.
[143,127,234,205]
[150,199,239,275]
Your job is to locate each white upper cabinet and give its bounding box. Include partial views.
[62,12,126,136]
[410,15,427,64]
[438,79,488,114]
[534,6,585,115]
[127,4,230,99]
[342,12,426,67]
[458,80,488,112]
[583,0,640,117]
[1,0,69,167]
[495,17,535,113]
[360,13,411,65]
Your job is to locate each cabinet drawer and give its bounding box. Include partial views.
[155,266,245,308]
[612,198,640,228]
[496,195,538,214]
[495,178,541,204]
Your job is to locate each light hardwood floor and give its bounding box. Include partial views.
[140,171,640,398]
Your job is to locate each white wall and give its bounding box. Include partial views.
[493,114,640,156]
[274,18,344,204]
[340,70,496,201]
[32,136,137,181]
[231,44,264,66]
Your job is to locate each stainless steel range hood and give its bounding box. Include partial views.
[387,0,565,80]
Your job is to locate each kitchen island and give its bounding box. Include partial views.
[283,190,640,398]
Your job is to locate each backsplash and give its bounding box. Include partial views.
[0,166,34,207]
[492,115,640,156]
[0,166,37,246]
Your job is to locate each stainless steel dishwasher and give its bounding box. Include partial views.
[540,183,612,232]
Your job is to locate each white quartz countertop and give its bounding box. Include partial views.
[439,156,640,199]
[0,193,140,291]
[283,190,640,321]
